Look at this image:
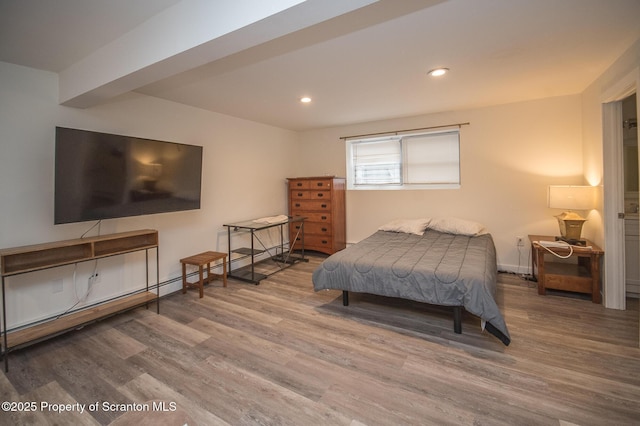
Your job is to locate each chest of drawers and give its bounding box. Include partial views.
[287,176,346,255]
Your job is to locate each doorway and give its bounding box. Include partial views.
[622,93,639,298]
[602,69,638,310]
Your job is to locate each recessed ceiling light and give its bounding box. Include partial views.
[428,68,449,77]
[300,96,312,103]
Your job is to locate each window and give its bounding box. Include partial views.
[346,129,460,190]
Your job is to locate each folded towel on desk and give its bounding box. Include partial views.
[253,214,289,224]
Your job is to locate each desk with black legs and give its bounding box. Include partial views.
[223,216,306,284]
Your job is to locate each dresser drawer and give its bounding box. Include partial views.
[309,179,333,189]
[290,190,330,200]
[291,200,331,212]
[290,190,311,200]
[302,212,332,223]
[291,222,331,236]
[292,235,333,252]
[290,222,303,237]
[289,180,310,190]
[310,190,330,200]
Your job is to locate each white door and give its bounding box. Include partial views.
[601,69,638,310]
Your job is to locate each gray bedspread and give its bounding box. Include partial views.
[312,229,510,345]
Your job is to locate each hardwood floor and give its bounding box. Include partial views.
[1,254,638,425]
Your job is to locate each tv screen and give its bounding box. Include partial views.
[54,127,203,224]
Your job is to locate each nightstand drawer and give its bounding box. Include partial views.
[544,273,592,293]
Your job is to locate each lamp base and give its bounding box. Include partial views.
[554,236,586,246]
[555,211,587,243]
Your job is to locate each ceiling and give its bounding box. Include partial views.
[1,0,640,131]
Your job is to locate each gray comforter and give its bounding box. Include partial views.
[312,229,510,345]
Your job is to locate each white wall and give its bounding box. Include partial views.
[0,61,298,328]
[297,95,586,272]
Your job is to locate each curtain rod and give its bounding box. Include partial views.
[339,122,470,140]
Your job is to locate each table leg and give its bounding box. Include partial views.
[536,248,546,295]
[181,263,187,294]
[222,257,228,287]
[530,242,536,280]
[591,253,602,304]
[198,265,204,298]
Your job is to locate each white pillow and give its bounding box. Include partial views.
[378,218,431,236]
[428,217,487,236]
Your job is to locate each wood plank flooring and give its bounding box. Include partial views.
[1,254,638,425]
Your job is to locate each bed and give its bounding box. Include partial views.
[311,218,511,345]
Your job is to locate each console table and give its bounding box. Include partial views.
[0,229,159,371]
[223,216,306,284]
[529,235,604,303]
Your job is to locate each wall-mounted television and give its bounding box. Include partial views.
[54,127,203,224]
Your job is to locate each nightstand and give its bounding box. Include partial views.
[529,235,604,303]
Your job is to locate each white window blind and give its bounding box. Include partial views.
[404,132,460,185]
[351,137,401,186]
[346,129,460,190]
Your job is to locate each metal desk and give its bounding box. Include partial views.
[223,216,306,284]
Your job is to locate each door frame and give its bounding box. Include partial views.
[602,68,639,309]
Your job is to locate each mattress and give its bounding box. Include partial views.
[312,229,510,345]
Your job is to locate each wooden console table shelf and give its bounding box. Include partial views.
[5,291,156,348]
[0,229,160,372]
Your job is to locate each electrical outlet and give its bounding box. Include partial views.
[89,272,101,285]
[516,236,524,247]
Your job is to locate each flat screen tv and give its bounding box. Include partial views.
[55,127,203,224]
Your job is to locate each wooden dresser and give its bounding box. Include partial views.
[287,176,346,255]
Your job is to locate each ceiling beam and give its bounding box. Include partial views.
[59,0,379,108]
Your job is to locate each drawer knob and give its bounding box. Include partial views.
[322,228,328,232]
[321,216,327,220]
[295,203,300,207]
[297,192,303,197]
[317,193,324,197]
[321,204,327,208]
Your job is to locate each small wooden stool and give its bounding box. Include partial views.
[180,251,227,298]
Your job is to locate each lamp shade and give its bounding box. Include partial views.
[548,185,596,210]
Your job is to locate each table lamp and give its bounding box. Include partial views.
[548,185,596,244]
